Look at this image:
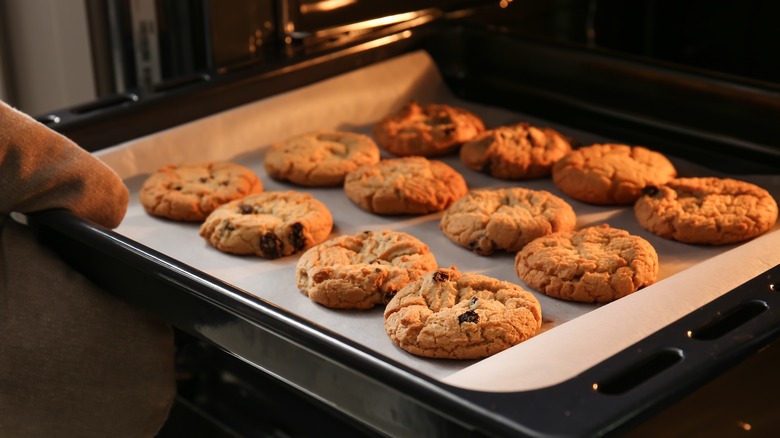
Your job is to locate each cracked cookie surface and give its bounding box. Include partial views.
[344,156,468,215]
[373,101,485,156]
[199,191,332,258]
[296,230,438,309]
[634,177,778,245]
[440,187,576,255]
[460,122,573,179]
[515,224,658,303]
[264,130,380,187]
[384,267,542,359]
[552,144,677,205]
[140,162,263,221]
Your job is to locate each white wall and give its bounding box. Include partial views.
[0,0,96,116]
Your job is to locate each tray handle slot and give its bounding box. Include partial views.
[688,299,769,341]
[594,348,684,395]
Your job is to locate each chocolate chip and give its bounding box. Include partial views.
[289,222,305,251]
[383,289,397,303]
[239,204,254,214]
[199,177,208,183]
[458,310,479,324]
[642,185,660,197]
[470,297,478,306]
[480,158,493,175]
[433,270,449,282]
[259,232,282,258]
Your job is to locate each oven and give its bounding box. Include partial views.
[26,1,780,436]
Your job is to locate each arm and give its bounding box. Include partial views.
[0,100,129,228]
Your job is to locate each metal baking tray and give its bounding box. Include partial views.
[30,25,780,437]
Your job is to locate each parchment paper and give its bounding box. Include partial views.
[96,51,780,391]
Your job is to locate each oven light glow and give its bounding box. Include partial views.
[686,330,693,338]
[770,283,776,292]
[500,0,513,8]
[737,420,752,431]
[591,383,598,391]
[300,0,358,14]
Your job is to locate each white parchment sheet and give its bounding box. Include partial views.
[96,51,780,392]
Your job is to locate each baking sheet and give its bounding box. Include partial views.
[96,51,780,391]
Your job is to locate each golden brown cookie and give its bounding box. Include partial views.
[460,122,573,179]
[139,162,263,222]
[552,144,677,205]
[344,156,468,215]
[515,224,658,303]
[634,177,779,245]
[296,230,438,310]
[440,188,577,255]
[264,130,380,187]
[373,101,485,156]
[384,267,542,359]
[199,191,333,259]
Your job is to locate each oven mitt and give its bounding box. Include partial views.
[0,100,175,437]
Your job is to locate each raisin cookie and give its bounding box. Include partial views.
[515,224,658,303]
[140,162,263,222]
[199,191,333,259]
[264,130,380,187]
[344,156,468,215]
[384,267,542,359]
[552,144,677,205]
[460,122,573,179]
[373,101,485,156]
[440,188,577,255]
[296,230,438,310]
[634,177,779,245]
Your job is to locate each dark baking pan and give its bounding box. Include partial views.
[29,23,780,437]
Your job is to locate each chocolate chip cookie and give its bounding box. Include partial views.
[634,177,779,245]
[343,156,468,215]
[264,130,380,187]
[199,191,333,258]
[515,224,658,303]
[552,144,677,205]
[384,267,542,359]
[459,122,573,179]
[296,230,438,309]
[440,187,577,255]
[373,101,485,156]
[139,161,263,222]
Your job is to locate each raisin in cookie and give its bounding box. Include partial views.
[344,156,468,215]
[373,101,485,157]
[140,162,263,222]
[634,177,779,245]
[552,144,677,205]
[199,191,332,259]
[264,130,380,187]
[440,188,577,255]
[384,267,542,359]
[460,122,573,179]
[515,224,658,303]
[296,230,437,309]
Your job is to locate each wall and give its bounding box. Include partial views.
[0,0,95,116]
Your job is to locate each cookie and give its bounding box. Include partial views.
[296,230,438,309]
[199,191,333,258]
[344,156,468,215]
[383,267,542,359]
[139,161,263,222]
[460,122,573,179]
[515,224,658,303]
[440,188,577,255]
[373,101,485,156]
[552,144,677,205]
[634,177,779,245]
[264,130,380,187]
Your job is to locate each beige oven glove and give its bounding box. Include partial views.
[0,101,175,437]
